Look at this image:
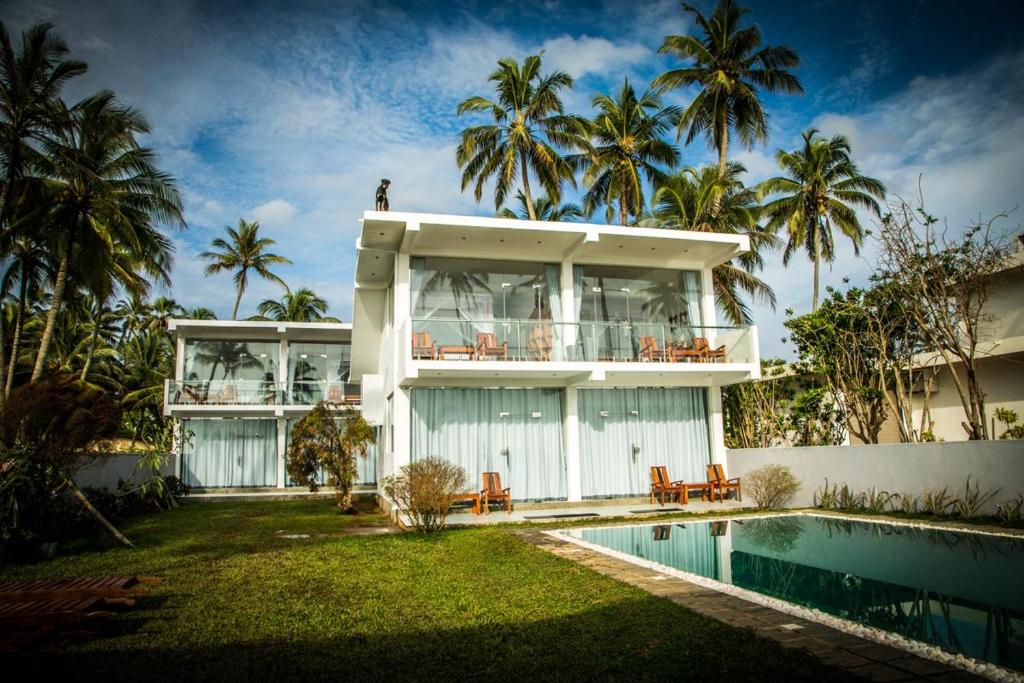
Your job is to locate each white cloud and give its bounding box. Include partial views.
[540,35,650,79]
[250,199,299,227]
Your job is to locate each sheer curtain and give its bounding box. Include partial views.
[680,270,703,342]
[544,263,562,360]
[411,388,566,501]
[573,265,586,360]
[183,419,277,488]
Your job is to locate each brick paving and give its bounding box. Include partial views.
[515,529,990,682]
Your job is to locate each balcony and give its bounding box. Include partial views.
[164,379,361,408]
[409,318,755,365]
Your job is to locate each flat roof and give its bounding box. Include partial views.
[168,319,351,342]
[355,210,750,288]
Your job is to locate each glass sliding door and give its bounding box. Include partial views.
[287,342,352,404]
[181,418,278,488]
[410,388,566,501]
[578,388,711,498]
[181,339,279,404]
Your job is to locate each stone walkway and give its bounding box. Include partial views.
[515,529,988,682]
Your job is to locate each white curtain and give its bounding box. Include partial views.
[182,419,277,488]
[573,265,587,360]
[544,263,563,360]
[680,270,703,342]
[411,388,566,501]
[578,388,711,498]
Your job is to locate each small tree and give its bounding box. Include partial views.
[875,193,1013,439]
[285,402,376,512]
[381,457,467,533]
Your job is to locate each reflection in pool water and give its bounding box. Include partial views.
[569,515,1024,672]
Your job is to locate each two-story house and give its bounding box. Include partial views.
[165,210,761,498]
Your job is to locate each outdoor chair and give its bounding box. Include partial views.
[668,340,703,363]
[480,472,511,514]
[411,332,438,360]
[639,336,665,362]
[475,332,508,361]
[706,464,741,502]
[692,337,726,362]
[653,525,672,541]
[326,383,343,403]
[527,325,553,361]
[649,466,688,506]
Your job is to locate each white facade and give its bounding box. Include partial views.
[351,211,761,502]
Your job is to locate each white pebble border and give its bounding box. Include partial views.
[548,511,1023,683]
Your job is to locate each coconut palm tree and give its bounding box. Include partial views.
[202,219,291,320]
[186,306,217,320]
[456,54,590,221]
[0,22,86,235]
[498,191,583,222]
[255,288,339,322]
[575,80,680,225]
[653,0,802,176]
[758,129,886,311]
[649,162,778,324]
[1,235,47,397]
[30,92,183,382]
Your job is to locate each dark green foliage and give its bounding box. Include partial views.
[286,401,376,512]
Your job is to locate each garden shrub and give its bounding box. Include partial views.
[950,476,1000,519]
[381,457,467,532]
[744,464,800,510]
[995,494,1023,525]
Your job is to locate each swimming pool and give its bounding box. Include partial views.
[560,514,1024,675]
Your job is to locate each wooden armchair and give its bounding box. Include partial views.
[481,472,511,514]
[412,332,438,360]
[650,466,689,506]
[326,383,343,403]
[476,332,508,361]
[706,463,742,502]
[527,325,553,361]
[693,337,726,362]
[639,336,664,362]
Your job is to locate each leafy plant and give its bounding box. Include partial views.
[836,483,865,512]
[921,487,953,516]
[744,464,800,510]
[994,494,1023,525]
[995,408,1024,440]
[813,479,838,509]
[286,402,376,512]
[950,476,1000,519]
[381,457,468,533]
[864,487,891,514]
[890,492,919,515]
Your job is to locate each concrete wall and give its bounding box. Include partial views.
[74,453,177,490]
[726,440,1024,513]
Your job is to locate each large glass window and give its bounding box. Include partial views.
[182,339,278,384]
[287,342,351,403]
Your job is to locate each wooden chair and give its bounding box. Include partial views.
[706,463,742,502]
[481,472,511,514]
[412,332,437,360]
[475,332,508,361]
[692,337,726,362]
[669,340,704,363]
[652,525,672,541]
[326,383,343,403]
[527,325,553,361]
[639,336,664,362]
[218,383,238,404]
[649,466,689,506]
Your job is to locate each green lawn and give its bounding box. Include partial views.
[1,500,853,681]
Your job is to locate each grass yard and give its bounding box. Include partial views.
[0,500,854,681]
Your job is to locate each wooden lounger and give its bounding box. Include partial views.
[0,597,117,629]
[0,576,161,603]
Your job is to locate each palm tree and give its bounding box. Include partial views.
[758,129,886,311]
[202,219,291,320]
[1,235,47,397]
[575,80,680,225]
[0,22,86,235]
[255,288,339,322]
[30,92,183,382]
[186,306,217,320]
[653,0,802,176]
[649,162,778,324]
[456,54,589,221]
[498,191,583,222]
[146,296,185,332]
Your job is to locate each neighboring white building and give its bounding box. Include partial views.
[165,210,762,496]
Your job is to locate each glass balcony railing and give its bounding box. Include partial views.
[410,318,755,364]
[166,380,361,406]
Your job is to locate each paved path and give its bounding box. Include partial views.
[515,528,988,682]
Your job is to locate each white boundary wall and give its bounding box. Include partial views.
[726,441,1024,514]
[74,453,177,490]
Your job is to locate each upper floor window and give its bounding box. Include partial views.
[182,339,278,384]
[575,265,702,328]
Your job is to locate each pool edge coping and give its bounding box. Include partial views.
[546,511,1023,683]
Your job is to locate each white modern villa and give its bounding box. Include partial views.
[165,210,761,499]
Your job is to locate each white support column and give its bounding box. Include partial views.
[707,385,727,465]
[700,268,717,335]
[278,339,289,403]
[276,416,287,488]
[564,386,581,502]
[175,335,185,381]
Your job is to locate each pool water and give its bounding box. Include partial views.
[566,515,1024,672]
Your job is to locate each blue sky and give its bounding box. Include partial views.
[5,0,1024,357]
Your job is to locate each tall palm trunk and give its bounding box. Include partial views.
[0,302,6,408]
[619,197,628,226]
[80,318,102,382]
[5,276,28,397]
[230,277,245,320]
[519,148,538,221]
[31,249,70,382]
[717,114,729,177]
[811,226,821,312]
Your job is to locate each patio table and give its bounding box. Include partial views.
[451,492,481,515]
[439,345,475,360]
